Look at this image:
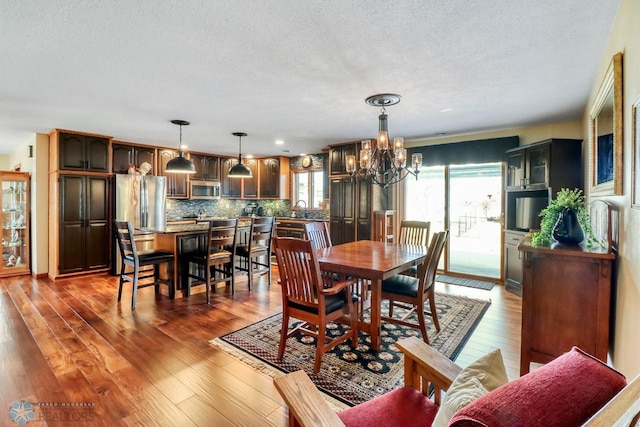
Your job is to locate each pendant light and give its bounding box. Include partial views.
[228,132,253,178]
[165,119,196,174]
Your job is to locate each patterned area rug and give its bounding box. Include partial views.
[211,293,490,407]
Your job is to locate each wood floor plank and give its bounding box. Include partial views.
[0,269,524,426]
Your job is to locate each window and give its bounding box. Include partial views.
[292,169,324,210]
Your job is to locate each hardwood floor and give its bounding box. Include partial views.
[0,270,522,426]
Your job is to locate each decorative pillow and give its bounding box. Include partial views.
[431,348,508,427]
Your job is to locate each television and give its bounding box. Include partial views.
[514,195,548,231]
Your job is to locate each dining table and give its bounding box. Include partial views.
[316,240,429,350]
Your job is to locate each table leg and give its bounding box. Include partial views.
[370,278,381,350]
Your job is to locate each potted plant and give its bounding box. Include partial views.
[530,188,595,246]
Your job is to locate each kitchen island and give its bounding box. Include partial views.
[152,219,253,294]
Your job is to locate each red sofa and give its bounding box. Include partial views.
[274,337,636,427]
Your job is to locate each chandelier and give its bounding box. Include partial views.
[346,94,422,188]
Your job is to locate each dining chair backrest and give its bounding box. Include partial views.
[206,218,238,254]
[114,220,138,260]
[272,237,323,308]
[399,220,431,246]
[416,230,448,295]
[304,221,332,250]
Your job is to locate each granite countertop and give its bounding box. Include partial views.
[144,218,252,234]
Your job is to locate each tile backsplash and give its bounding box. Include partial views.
[167,198,293,219]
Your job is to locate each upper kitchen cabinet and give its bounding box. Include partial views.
[220,158,242,198]
[190,154,219,181]
[242,159,259,198]
[259,157,290,199]
[220,157,263,198]
[505,139,583,192]
[50,130,111,173]
[329,143,357,176]
[112,143,156,175]
[158,149,188,198]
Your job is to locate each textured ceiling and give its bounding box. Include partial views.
[0,0,620,158]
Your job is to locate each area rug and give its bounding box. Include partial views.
[210,293,490,407]
[436,274,496,291]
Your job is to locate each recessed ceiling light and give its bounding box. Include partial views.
[275,140,284,145]
[283,149,290,153]
[300,153,306,156]
[246,154,254,159]
[440,108,454,113]
[436,132,447,136]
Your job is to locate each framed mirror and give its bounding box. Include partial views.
[590,52,623,195]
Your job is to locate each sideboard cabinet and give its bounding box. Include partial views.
[518,238,614,375]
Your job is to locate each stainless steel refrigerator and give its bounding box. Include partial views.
[112,174,167,274]
[115,174,167,230]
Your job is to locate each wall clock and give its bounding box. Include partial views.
[302,156,312,168]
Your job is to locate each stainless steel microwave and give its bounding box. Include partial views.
[190,181,221,199]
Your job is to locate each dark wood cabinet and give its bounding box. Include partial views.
[357,177,371,240]
[243,159,259,198]
[191,154,219,181]
[329,177,356,245]
[112,143,156,175]
[504,138,583,296]
[58,132,110,172]
[504,231,525,296]
[518,238,614,375]
[330,144,356,175]
[259,158,281,198]
[58,175,110,274]
[220,158,257,198]
[505,139,582,191]
[221,158,242,198]
[275,219,306,239]
[158,149,188,198]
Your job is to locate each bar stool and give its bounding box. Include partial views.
[114,220,175,309]
[182,218,238,302]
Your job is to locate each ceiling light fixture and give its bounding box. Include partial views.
[165,119,196,174]
[346,94,422,188]
[228,132,253,178]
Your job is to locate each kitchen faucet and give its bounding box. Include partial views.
[294,200,308,218]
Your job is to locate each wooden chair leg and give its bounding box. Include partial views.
[429,293,440,331]
[314,327,325,374]
[132,268,139,310]
[153,264,160,294]
[417,304,430,344]
[205,262,212,304]
[278,313,289,359]
[167,260,175,300]
[118,263,125,302]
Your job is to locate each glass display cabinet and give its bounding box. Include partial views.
[1,172,30,277]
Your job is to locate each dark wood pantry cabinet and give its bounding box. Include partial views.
[57,175,110,274]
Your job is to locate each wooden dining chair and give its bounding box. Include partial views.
[182,218,238,303]
[304,221,332,250]
[398,220,431,277]
[272,236,358,374]
[235,216,274,289]
[381,230,449,344]
[113,220,175,309]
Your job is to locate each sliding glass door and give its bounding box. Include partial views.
[405,162,503,279]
